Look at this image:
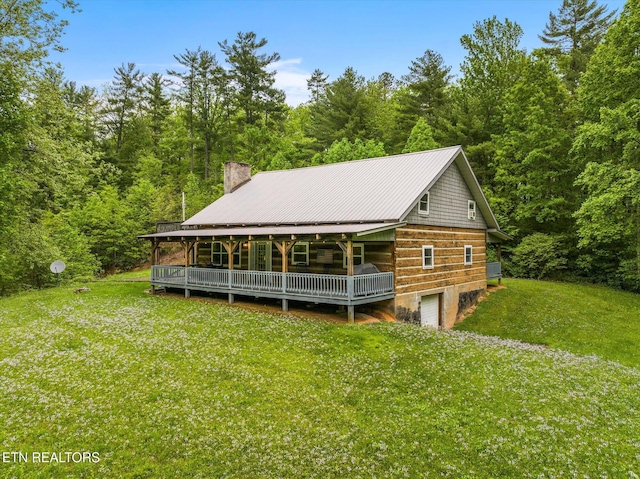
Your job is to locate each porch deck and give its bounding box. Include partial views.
[151,265,395,306]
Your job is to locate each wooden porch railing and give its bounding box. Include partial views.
[151,266,394,303]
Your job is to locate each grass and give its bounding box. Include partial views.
[0,282,639,477]
[455,278,640,368]
[100,268,151,281]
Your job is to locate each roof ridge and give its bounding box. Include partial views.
[253,145,462,177]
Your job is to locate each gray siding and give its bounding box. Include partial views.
[402,162,487,229]
[356,230,395,242]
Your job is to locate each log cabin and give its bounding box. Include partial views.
[140,145,508,328]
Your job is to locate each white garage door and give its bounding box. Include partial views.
[420,295,439,328]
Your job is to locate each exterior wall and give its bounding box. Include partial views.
[393,224,487,329]
[197,241,394,275]
[403,162,488,230]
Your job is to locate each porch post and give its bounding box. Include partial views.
[227,241,234,304]
[182,240,192,298]
[282,245,288,311]
[223,240,239,304]
[151,240,158,294]
[347,239,355,323]
[182,241,190,267]
[274,240,296,313]
[497,244,502,285]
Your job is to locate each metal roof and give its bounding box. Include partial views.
[182,145,501,231]
[139,222,405,240]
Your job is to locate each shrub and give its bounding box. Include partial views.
[510,233,568,279]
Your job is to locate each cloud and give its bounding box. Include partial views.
[268,58,310,107]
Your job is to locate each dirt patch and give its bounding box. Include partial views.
[148,288,386,325]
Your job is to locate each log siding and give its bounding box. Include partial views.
[394,225,487,293]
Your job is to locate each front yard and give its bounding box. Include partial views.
[0,281,638,477]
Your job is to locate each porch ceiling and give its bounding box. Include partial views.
[138,222,405,241]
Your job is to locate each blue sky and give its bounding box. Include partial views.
[49,0,625,105]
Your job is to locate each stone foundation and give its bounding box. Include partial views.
[393,280,486,329]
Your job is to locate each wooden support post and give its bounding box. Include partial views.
[188,241,196,266]
[274,240,296,312]
[274,240,296,272]
[182,241,190,267]
[223,240,240,304]
[497,244,502,285]
[222,241,240,270]
[347,239,354,323]
[150,240,159,294]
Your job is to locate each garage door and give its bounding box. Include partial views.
[420,294,439,328]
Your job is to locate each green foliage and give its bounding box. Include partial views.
[454,16,527,185]
[218,31,284,126]
[316,138,386,165]
[307,67,371,149]
[492,55,576,237]
[539,0,616,93]
[306,68,329,103]
[574,160,640,290]
[402,117,438,153]
[0,0,78,67]
[0,221,62,292]
[41,213,100,281]
[0,214,98,294]
[399,49,452,125]
[510,233,568,279]
[183,172,222,219]
[571,1,640,291]
[69,185,142,271]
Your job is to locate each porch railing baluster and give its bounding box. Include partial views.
[151,266,394,301]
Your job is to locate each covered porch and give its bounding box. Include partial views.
[140,222,401,322]
[151,265,394,305]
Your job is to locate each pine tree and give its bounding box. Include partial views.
[307,67,370,150]
[400,49,452,122]
[539,0,616,93]
[307,68,329,103]
[103,62,145,153]
[402,118,438,153]
[143,73,171,152]
[169,48,200,172]
[218,31,284,126]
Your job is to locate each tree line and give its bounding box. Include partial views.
[1,0,638,294]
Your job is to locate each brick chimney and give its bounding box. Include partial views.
[224,162,251,194]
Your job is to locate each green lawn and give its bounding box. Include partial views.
[455,278,640,368]
[0,282,638,477]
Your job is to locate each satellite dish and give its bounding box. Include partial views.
[50,260,66,274]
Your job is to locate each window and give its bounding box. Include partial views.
[468,200,476,220]
[291,242,309,265]
[422,245,434,269]
[343,243,365,268]
[211,241,241,267]
[418,192,430,215]
[464,245,473,265]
